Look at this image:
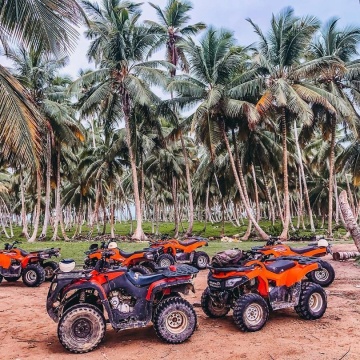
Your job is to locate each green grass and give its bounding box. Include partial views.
[5,219,349,241]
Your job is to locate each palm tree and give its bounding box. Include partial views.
[247,7,338,239]
[73,0,172,240]
[0,0,85,169]
[169,27,269,239]
[307,17,360,235]
[145,0,205,235]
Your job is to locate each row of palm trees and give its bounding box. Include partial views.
[1,0,360,241]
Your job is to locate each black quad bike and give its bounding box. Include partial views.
[47,252,199,353]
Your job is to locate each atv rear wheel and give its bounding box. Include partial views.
[22,264,45,287]
[295,282,327,320]
[0,275,3,284]
[233,294,269,332]
[193,251,210,269]
[153,296,197,344]
[4,276,21,282]
[306,261,335,287]
[58,304,106,353]
[157,254,175,267]
[201,287,229,318]
[130,265,151,276]
[42,261,58,281]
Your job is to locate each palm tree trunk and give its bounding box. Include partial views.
[52,145,61,241]
[28,170,42,242]
[272,170,284,225]
[259,162,275,224]
[179,130,194,236]
[110,187,115,239]
[172,175,179,238]
[123,94,146,240]
[280,109,290,240]
[40,131,52,238]
[293,120,315,232]
[334,177,339,225]
[251,164,260,222]
[220,120,268,240]
[328,115,336,236]
[20,170,29,238]
[339,190,360,251]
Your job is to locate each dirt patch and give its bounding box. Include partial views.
[0,243,359,360]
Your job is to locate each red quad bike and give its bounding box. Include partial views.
[201,255,327,332]
[0,241,60,286]
[150,236,210,269]
[47,252,199,353]
[251,236,335,287]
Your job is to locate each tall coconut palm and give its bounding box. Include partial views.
[307,17,360,235]
[169,27,269,239]
[145,0,205,235]
[246,7,339,239]
[73,0,173,240]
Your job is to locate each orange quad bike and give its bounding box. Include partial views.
[83,241,158,274]
[251,237,335,287]
[47,252,198,353]
[0,240,60,286]
[201,255,327,332]
[149,236,210,269]
[1,241,61,281]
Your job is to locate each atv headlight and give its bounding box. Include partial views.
[40,253,50,259]
[225,277,246,288]
[144,253,154,260]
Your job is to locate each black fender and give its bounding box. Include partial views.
[47,280,113,323]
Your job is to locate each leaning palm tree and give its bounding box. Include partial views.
[72,0,173,240]
[0,0,85,169]
[246,7,340,239]
[169,27,269,239]
[145,0,205,236]
[307,17,360,235]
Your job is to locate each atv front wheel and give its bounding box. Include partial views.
[58,304,106,353]
[42,261,58,281]
[233,294,269,332]
[307,261,335,287]
[295,282,327,320]
[153,296,197,344]
[201,287,229,318]
[22,264,45,287]
[157,254,175,267]
[130,265,151,276]
[0,275,3,284]
[4,276,21,282]
[193,251,210,269]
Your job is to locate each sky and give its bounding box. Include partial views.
[54,0,360,78]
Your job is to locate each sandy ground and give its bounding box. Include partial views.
[1,244,360,360]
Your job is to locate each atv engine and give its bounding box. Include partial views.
[108,290,135,313]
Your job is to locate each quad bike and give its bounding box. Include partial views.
[201,255,327,332]
[251,237,335,287]
[83,240,160,275]
[0,241,60,286]
[149,236,210,269]
[47,252,199,353]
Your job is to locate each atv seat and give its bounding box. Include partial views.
[126,271,165,286]
[289,246,317,254]
[265,259,296,274]
[20,249,29,256]
[178,239,202,246]
[119,249,145,258]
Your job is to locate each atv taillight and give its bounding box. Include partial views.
[169,265,176,271]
